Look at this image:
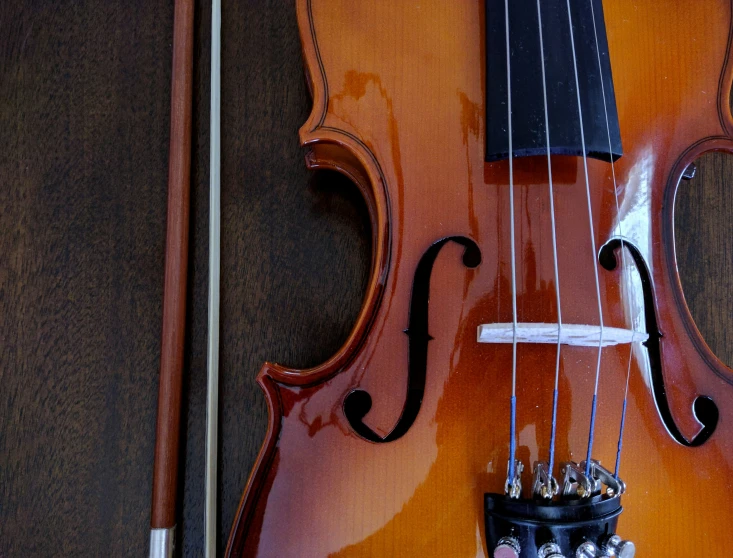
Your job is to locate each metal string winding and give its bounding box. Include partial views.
[504,0,519,492]
[565,0,606,478]
[588,0,636,480]
[535,0,564,483]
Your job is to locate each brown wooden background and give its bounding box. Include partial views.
[1,2,731,556]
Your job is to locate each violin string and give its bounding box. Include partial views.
[565,0,605,478]
[535,0,563,483]
[588,0,635,479]
[504,0,519,491]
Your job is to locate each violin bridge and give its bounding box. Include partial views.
[477,322,648,347]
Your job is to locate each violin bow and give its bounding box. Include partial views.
[149,0,195,556]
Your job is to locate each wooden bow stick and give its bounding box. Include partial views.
[149,0,194,556]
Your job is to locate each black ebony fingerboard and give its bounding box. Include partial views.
[485,0,622,163]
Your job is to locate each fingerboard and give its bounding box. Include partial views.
[485,0,622,163]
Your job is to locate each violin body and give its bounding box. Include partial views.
[227,1,733,556]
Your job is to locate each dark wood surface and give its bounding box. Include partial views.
[0,2,728,556]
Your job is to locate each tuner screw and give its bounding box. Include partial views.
[576,541,598,558]
[603,535,636,558]
[494,536,521,558]
[539,541,566,558]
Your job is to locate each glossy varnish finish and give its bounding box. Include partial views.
[227,1,733,556]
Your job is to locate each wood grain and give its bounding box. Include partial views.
[0,2,171,555]
[676,152,733,369]
[0,1,729,556]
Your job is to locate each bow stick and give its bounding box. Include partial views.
[149,0,195,556]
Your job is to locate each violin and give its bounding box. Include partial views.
[216,0,733,556]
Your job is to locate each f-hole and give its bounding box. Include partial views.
[344,236,481,443]
[600,238,718,447]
